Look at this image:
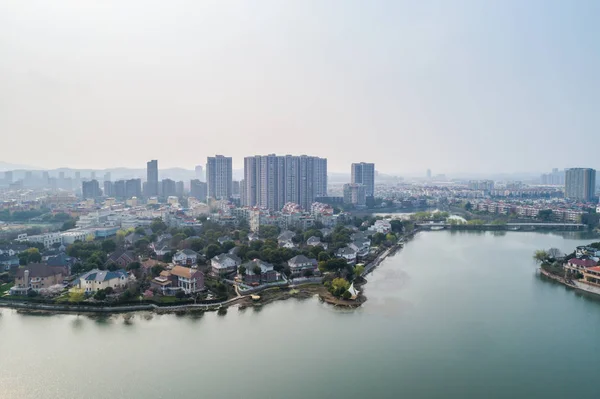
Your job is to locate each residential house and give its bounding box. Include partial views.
[211,253,242,276]
[170,266,205,294]
[564,258,597,273]
[288,255,318,277]
[78,269,130,293]
[368,220,392,234]
[153,266,205,295]
[306,236,327,250]
[0,244,28,256]
[576,246,600,258]
[319,228,332,238]
[11,264,65,295]
[217,236,232,245]
[152,244,172,259]
[242,259,279,284]
[277,230,296,247]
[45,253,77,275]
[0,254,19,271]
[248,232,260,242]
[106,250,137,268]
[349,238,371,258]
[124,233,144,246]
[173,249,199,266]
[336,246,358,265]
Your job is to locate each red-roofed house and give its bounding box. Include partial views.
[565,258,597,273]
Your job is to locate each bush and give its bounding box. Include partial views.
[175,290,186,299]
[27,290,38,298]
[342,290,351,300]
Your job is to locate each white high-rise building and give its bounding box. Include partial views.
[565,168,596,201]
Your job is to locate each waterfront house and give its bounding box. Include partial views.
[349,238,371,258]
[211,253,242,276]
[242,259,279,284]
[166,266,205,294]
[173,249,199,266]
[368,220,392,234]
[581,266,600,286]
[78,269,130,293]
[565,258,597,273]
[336,247,358,265]
[288,255,318,277]
[11,264,66,295]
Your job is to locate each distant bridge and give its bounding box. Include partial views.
[416,222,586,231]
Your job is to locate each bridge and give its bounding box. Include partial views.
[416,222,586,231]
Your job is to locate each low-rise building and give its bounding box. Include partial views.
[173,249,199,266]
[11,264,66,295]
[288,255,318,277]
[106,250,137,268]
[335,246,358,265]
[211,253,242,276]
[242,259,279,284]
[564,258,597,273]
[78,269,129,293]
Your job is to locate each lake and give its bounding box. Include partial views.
[2,231,600,399]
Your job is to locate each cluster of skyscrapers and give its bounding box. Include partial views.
[343,162,375,206]
[239,154,327,211]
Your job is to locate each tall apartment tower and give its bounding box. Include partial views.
[146,160,159,197]
[243,154,327,211]
[190,179,208,202]
[565,168,596,201]
[195,165,204,181]
[351,162,375,197]
[206,155,232,200]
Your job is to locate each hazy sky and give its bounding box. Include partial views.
[1,0,598,174]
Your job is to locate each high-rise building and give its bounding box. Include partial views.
[427,169,432,179]
[4,171,13,184]
[161,178,177,197]
[114,180,126,199]
[176,181,185,197]
[232,180,241,197]
[343,183,366,206]
[146,160,159,197]
[243,154,327,210]
[82,180,101,199]
[91,171,96,180]
[351,162,375,197]
[125,178,142,199]
[103,172,111,182]
[206,155,232,200]
[104,181,114,197]
[565,168,596,201]
[190,179,208,202]
[540,168,565,186]
[468,180,495,193]
[195,165,204,181]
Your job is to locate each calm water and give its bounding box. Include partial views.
[2,231,600,399]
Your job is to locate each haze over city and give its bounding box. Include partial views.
[2,0,599,174]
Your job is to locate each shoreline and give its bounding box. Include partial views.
[0,231,416,316]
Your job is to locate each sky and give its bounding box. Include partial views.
[1,0,599,175]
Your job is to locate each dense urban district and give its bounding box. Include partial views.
[1,159,599,312]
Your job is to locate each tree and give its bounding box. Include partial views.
[222,241,236,252]
[464,202,473,211]
[259,225,280,240]
[390,220,403,233]
[69,289,85,303]
[127,261,141,271]
[303,269,314,278]
[252,265,262,277]
[547,248,562,260]
[150,218,168,234]
[318,252,330,262]
[238,265,246,276]
[94,289,107,301]
[19,248,42,265]
[354,265,365,276]
[330,277,350,296]
[538,209,553,222]
[101,239,117,253]
[188,238,204,252]
[205,244,221,260]
[163,252,173,263]
[170,233,186,248]
[104,287,114,295]
[342,290,352,300]
[151,265,165,277]
[533,250,548,264]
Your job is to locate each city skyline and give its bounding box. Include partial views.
[2,1,599,174]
